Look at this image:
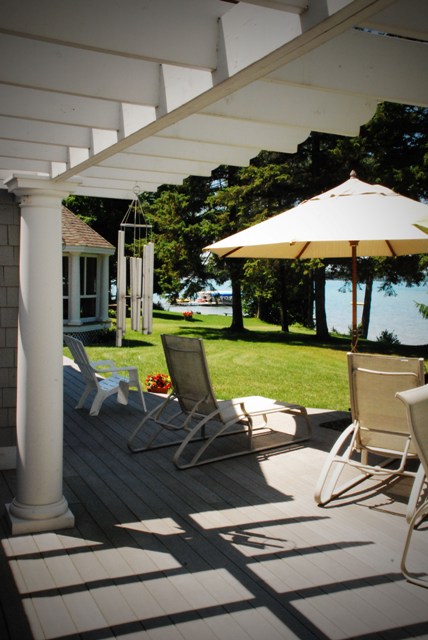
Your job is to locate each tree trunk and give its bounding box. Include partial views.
[360,272,374,339]
[306,273,315,328]
[314,265,329,339]
[228,260,245,331]
[279,262,290,332]
[257,297,270,322]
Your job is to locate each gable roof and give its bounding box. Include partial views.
[62,207,114,252]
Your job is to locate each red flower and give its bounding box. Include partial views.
[145,373,171,392]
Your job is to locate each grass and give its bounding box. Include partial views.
[64,310,428,413]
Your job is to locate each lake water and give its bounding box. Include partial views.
[163,279,428,346]
[325,279,427,345]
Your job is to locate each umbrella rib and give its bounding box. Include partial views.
[222,247,243,258]
[297,242,310,259]
[386,240,397,257]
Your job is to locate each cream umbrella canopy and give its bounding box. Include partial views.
[204,172,428,351]
[415,219,428,235]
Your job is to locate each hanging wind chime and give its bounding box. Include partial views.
[116,187,154,347]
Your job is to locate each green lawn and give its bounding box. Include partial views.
[65,311,428,412]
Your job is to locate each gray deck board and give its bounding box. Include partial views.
[0,358,428,639]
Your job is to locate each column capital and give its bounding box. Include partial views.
[4,173,79,201]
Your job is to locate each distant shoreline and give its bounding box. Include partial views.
[157,278,428,346]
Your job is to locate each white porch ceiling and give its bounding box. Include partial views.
[0,0,427,199]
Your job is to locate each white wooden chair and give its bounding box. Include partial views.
[314,352,425,521]
[128,334,311,469]
[64,335,146,416]
[397,384,428,588]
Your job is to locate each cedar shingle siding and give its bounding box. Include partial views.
[0,192,19,447]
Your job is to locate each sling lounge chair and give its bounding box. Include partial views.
[314,352,425,521]
[127,334,311,469]
[396,384,428,588]
[64,335,146,416]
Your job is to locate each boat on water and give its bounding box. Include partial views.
[176,290,232,306]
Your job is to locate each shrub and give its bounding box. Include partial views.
[376,329,400,345]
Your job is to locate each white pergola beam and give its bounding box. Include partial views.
[0,140,68,163]
[361,0,428,41]
[119,104,157,138]
[205,84,377,137]
[81,166,187,185]
[241,1,308,13]
[160,114,310,153]
[1,0,227,69]
[76,176,181,191]
[158,65,213,116]
[69,186,152,199]
[100,153,214,177]
[0,157,50,174]
[0,34,160,105]
[214,2,303,82]
[127,136,254,167]
[0,85,122,130]
[0,0,421,199]
[0,116,91,148]
[214,0,397,83]
[269,29,428,107]
[54,0,397,183]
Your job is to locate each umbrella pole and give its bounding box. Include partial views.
[350,241,358,352]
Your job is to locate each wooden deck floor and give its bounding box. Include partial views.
[1,358,428,640]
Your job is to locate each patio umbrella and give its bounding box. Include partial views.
[414,218,428,235]
[204,172,428,351]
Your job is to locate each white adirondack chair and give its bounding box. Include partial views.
[64,335,146,416]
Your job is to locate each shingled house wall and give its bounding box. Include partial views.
[0,191,19,460]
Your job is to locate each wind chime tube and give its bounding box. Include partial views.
[116,230,126,347]
[147,242,154,334]
[142,242,154,335]
[130,256,143,332]
[130,257,137,332]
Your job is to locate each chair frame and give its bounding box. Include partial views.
[397,384,428,588]
[314,352,425,521]
[128,334,311,469]
[64,334,146,416]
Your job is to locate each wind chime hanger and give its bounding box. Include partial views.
[120,185,152,237]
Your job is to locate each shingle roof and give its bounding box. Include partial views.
[62,207,114,251]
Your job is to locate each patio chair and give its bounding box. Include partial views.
[64,335,146,416]
[396,384,428,588]
[127,334,312,469]
[314,352,425,520]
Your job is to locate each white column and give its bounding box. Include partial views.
[5,176,74,534]
[100,254,110,323]
[68,252,82,325]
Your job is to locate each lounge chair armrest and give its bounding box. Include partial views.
[227,396,279,417]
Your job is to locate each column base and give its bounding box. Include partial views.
[5,503,75,535]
